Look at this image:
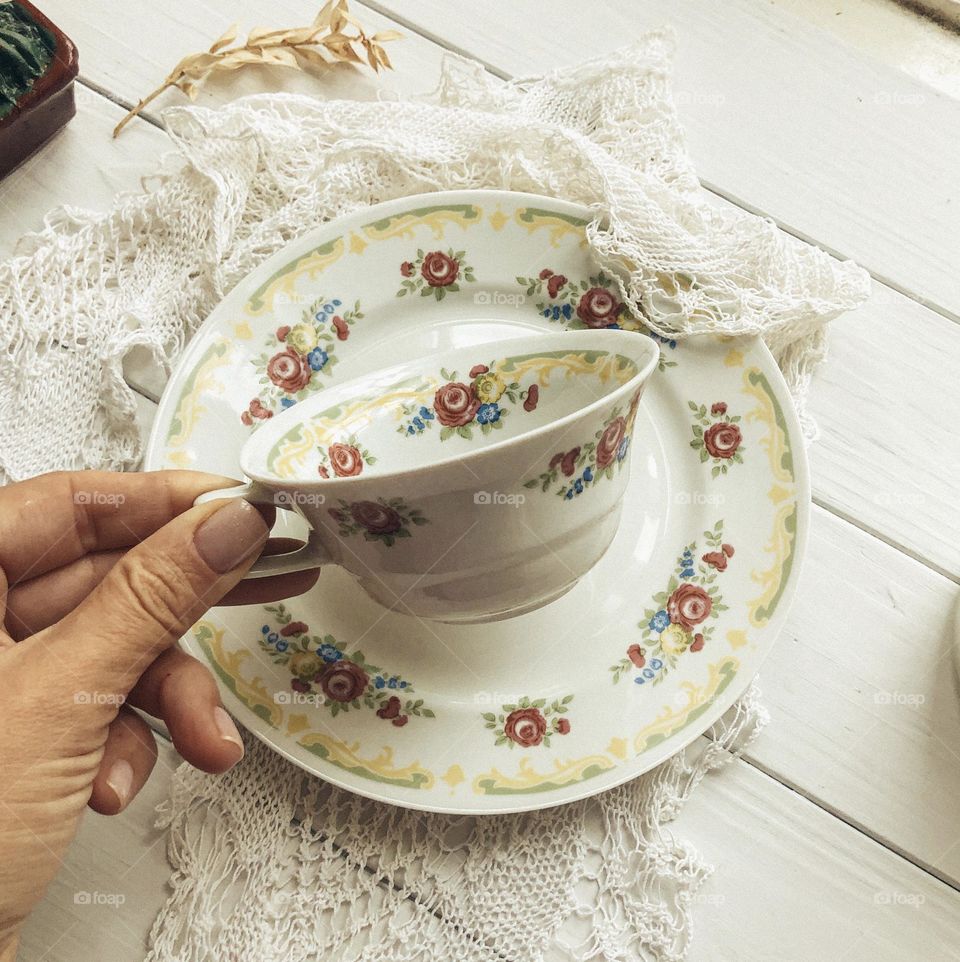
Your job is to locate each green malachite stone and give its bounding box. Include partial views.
[0,1,55,120]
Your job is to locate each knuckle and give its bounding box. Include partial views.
[111,553,198,638]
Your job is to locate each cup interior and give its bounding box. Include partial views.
[244,332,658,484]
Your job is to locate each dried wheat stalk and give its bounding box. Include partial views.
[113,0,400,137]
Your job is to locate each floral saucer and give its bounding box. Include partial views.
[144,190,809,814]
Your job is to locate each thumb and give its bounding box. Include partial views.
[44,498,268,695]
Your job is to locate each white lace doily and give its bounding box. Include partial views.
[0,31,868,961]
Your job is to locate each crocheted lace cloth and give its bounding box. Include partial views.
[0,31,868,961]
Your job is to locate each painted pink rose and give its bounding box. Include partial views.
[702,550,728,572]
[703,422,742,459]
[667,583,713,630]
[332,315,349,341]
[349,500,402,536]
[392,715,409,727]
[240,411,253,426]
[328,443,363,478]
[523,384,539,412]
[400,261,415,277]
[420,251,459,287]
[433,382,480,427]
[627,643,646,668]
[546,273,567,298]
[469,363,489,378]
[504,707,547,747]
[722,543,735,558]
[267,349,311,393]
[249,398,272,420]
[538,268,553,280]
[276,325,291,342]
[690,633,705,652]
[711,401,728,416]
[280,621,309,637]
[576,287,622,328]
[318,659,369,702]
[318,465,330,478]
[555,718,571,735]
[595,416,626,469]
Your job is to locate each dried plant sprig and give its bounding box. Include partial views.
[113,0,401,137]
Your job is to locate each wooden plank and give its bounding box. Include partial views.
[365,0,960,319]
[0,85,170,261]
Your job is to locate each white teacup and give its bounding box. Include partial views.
[201,330,659,623]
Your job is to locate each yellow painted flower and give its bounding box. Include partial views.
[473,372,506,403]
[659,622,691,656]
[285,323,319,355]
[288,651,324,680]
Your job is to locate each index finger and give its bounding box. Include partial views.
[0,470,241,585]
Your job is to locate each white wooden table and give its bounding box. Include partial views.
[6,2,960,959]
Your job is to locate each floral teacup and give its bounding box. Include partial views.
[201,330,659,623]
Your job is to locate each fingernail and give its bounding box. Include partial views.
[106,758,134,810]
[213,706,245,760]
[194,499,269,574]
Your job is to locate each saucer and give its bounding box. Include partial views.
[144,190,809,814]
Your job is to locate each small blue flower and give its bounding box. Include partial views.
[280,397,296,409]
[583,466,594,483]
[407,426,416,435]
[419,406,434,420]
[275,640,289,652]
[314,311,325,322]
[542,308,551,317]
[332,298,342,307]
[307,348,329,371]
[267,632,280,645]
[400,681,408,688]
[561,303,572,319]
[374,676,385,689]
[651,658,664,669]
[261,625,270,634]
[319,643,342,663]
[606,322,621,330]
[387,677,398,689]
[617,437,630,461]
[649,610,670,633]
[680,567,695,579]
[565,489,574,500]
[476,402,501,425]
[323,302,335,314]
[412,416,425,431]
[574,479,584,494]
[551,305,561,320]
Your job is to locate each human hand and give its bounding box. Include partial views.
[0,470,320,959]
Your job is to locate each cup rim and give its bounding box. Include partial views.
[241,329,659,488]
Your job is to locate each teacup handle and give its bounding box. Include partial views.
[195,481,330,580]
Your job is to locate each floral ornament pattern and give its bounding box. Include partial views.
[327,497,428,546]
[689,401,744,476]
[396,248,476,301]
[317,436,376,478]
[260,604,435,725]
[524,392,639,500]
[517,268,625,328]
[242,296,364,423]
[482,694,573,748]
[397,362,539,440]
[609,521,733,686]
